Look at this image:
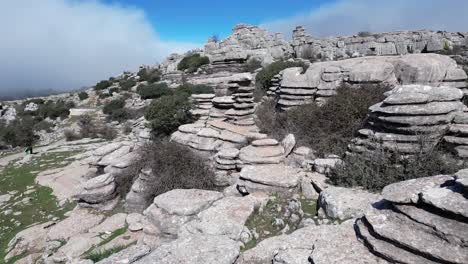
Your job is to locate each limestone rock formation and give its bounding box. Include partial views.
[292,26,467,61]
[73,173,118,210]
[350,84,465,155]
[274,54,467,109]
[356,172,468,264]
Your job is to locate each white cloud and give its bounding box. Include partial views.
[261,0,468,38]
[0,0,199,94]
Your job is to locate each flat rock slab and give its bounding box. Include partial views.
[135,235,240,264]
[180,196,256,240]
[355,219,437,264]
[98,146,132,166]
[364,208,468,264]
[240,164,302,189]
[319,186,380,220]
[47,208,105,241]
[94,142,123,157]
[370,101,463,115]
[383,85,463,105]
[6,222,52,261]
[382,175,453,204]
[421,186,468,218]
[89,213,127,233]
[153,189,223,216]
[394,204,468,246]
[251,138,279,146]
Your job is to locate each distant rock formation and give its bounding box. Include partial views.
[292,26,468,61]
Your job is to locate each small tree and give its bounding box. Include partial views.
[94,80,112,91]
[145,94,194,137]
[78,91,89,100]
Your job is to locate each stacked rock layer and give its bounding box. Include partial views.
[349,85,465,155]
[273,54,467,110]
[355,171,468,264]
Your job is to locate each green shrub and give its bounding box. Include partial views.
[37,100,73,120]
[145,93,194,137]
[34,120,54,132]
[137,68,161,83]
[94,80,112,91]
[137,83,173,100]
[109,87,119,95]
[256,84,390,156]
[177,53,210,73]
[256,60,308,90]
[143,140,216,198]
[119,79,137,91]
[78,91,89,100]
[64,129,81,141]
[357,31,373,37]
[77,114,97,138]
[243,58,263,73]
[175,83,214,95]
[0,117,39,147]
[103,98,130,122]
[24,98,45,105]
[329,144,463,192]
[85,245,128,263]
[103,99,125,115]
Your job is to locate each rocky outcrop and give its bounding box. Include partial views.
[205,24,294,69]
[292,26,468,61]
[274,54,467,109]
[350,84,465,155]
[190,93,215,120]
[356,173,468,264]
[73,173,118,210]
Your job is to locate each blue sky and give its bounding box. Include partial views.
[102,0,330,43]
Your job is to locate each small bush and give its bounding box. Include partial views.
[145,93,194,137]
[143,140,216,198]
[119,79,137,91]
[94,80,112,91]
[78,115,97,138]
[64,129,81,141]
[175,83,214,95]
[100,125,118,140]
[103,99,125,115]
[137,83,173,100]
[256,60,308,91]
[78,91,89,100]
[329,144,463,191]
[37,100,73,120]
[109,87,119,95]
[177,53,210,73]
[357,31,373,37]
[34,120,54,132]
[256,84,390,156]
[243,58,263,73]
[301,46,322,62]
[122,121,133,135]
[137,68,161,83]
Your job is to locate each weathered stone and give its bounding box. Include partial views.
[47,208,105,241]
[420,186,468,218]
[239,164,303,194]
[89,213,127,233]
[319,186,380,220]
[135,235,240,264]
[96,245,151,264]
[152,189,223,216]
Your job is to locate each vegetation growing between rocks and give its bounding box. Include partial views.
[78,91,89,100]
[0,151,80,262]
[329,143,464,191]
[137,83,173,100]
[102,98,130,122]
[137,68,161,83]
[255,60,308,91]
[114,140,216,203]
[94,80,113,91]
[177,53,210,73]
[256,84,390,156]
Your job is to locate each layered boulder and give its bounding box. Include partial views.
[356,172,468,264]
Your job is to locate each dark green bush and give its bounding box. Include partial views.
[0,117,39,147]
[37,100,73,120]
[256,84,390,156]
[77,114,97,138]
[109,87,119,95]
[145,93,194,137]
[24,98,45,105]
[137,83,173,100]
[103,99,125,115]
[329,144,463,192]
[137,68,161,83]
[177,53,210,73]
[78,91,89,100]
[175,83,214,95]
[64,129,81,141]
[256,60,308,90]
[34,120,54,132]
[119,79,137,91]
[357,31,373,37]
[103,98,130,122]
[94,80,112,91]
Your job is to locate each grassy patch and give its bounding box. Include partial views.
[0,150,82,263]
[85,244,130,262]
[83,226,128,258]
[243,195,317,251]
